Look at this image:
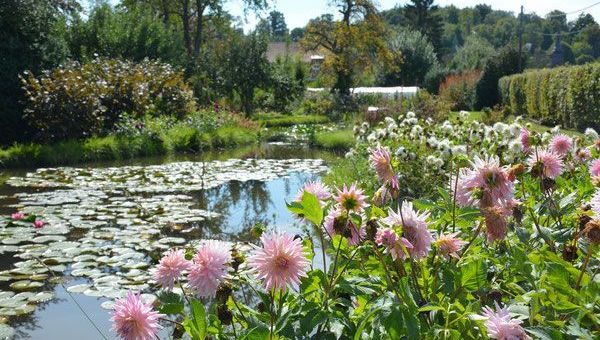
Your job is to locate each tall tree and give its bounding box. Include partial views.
[269,11,288,41]
[404,0,443,54]
[303,0,392,95]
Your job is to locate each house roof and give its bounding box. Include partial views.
[266,42,313,63]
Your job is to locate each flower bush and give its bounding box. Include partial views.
[107,112,600,339]
[20,58,196,141]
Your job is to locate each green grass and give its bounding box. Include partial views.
[311,129,355,150]
[0,125,259,169]
[257,114,329,127]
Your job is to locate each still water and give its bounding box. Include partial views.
[0,143,338,339]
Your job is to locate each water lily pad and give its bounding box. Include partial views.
[9,280,44,291]
[0,323,15,339]
[66,284,90,293]
[28,291,54,303]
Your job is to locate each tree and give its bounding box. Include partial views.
[290,27,305,42]
[221,34,270,113]
[570,13,597,33]
[122,0,268,58]
[379,28,439,86]
[545,10,568,33]
[475,46,523,109]
[0,0,76,144]
[404,0,443,53]
[473,4,492,24]
[303,1,392,95]
[449,35,495,71]
[269,11,288,41]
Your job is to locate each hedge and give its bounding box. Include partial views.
[499,62,600,130]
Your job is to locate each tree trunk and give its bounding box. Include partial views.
[182,0,192,56]
[161,0,170,25]
[193,1,206,57]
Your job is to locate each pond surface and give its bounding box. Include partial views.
[0,143,336,339]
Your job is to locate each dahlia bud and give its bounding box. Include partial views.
[508,164,525,181]
[512,205,524,225]
[231,248,245,272]
[562,244,578,262]
[365,219,378,241]
[217,305,233,325]
[584,220,600,245]
[592,176,600,187]
[215,282,233,304]
[541,178,555,191]
[579,214,592,231]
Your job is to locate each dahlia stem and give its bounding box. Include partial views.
[451,161,460,233]
[329,233,344,287]
[269,290,275,340]
[317,226,328,287]
[575,248,592,291]
[231,295,248,323]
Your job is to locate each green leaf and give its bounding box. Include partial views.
[301,192,323,226]
[156,291,184,315]
[183,299,206,340]
[460,259,487,292]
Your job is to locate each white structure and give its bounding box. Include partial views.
[307,86,419,98]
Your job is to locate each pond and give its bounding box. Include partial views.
[0,143,338,339]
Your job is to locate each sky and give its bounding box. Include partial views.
[223,0,600,30]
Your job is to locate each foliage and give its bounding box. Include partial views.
[220,34,271,114]
[302,1,393,95]
[448,35,495,72]
[499,62,600,130]
[0,0,72,145]
[408,90,451,121]
[378,28,439,87]
[0,110,259,168]
[404,0,443,53]
[20,58,195,141]
[140,111,600,339]
[258,115,329,127]
[311,129,355,150]
[67,3,186,65]
[475,46,522,110]
[439,71,481,111]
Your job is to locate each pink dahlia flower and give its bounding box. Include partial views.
[382,202,432,259]
[527,150,563,179]
[154,249,191,290]
[188,240,231,298]
[549,134,572,157]
[248,231,310,291]
[590,159,600,178]
[369,147,399,189]
[481,302,530,340]
[111,291,163,340]
[375,227,413,261]
[335,183,367,213]
[574,148,591,163]
[482,205,511,242]
[435,232,466,259]
[11,212,24,220]
[454,156,515,207]
[323,206,364,246]
[295,181,331,205]
[33,220,44,229]
[590,189,600,216]
[520,128,531,153]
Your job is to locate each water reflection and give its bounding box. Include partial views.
[0,144,335,339]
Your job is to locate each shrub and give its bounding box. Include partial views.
[408,90,451,121]
[20,58,196,141]
[475,46,522,109]
[500,62,600,130]
[439,70,481,111]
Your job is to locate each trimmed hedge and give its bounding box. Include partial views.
[499,62,600,130]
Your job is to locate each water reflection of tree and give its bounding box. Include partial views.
[194,180,274,241]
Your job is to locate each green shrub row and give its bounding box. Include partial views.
[258,115,329,127]
[499,62,600,129]
[0,125,258,168]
